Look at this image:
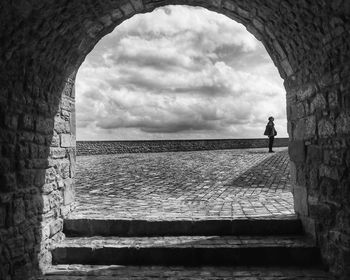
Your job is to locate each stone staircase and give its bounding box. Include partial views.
[44,217,331,279]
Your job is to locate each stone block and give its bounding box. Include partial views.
[336,112,350,135]
[324,149,344,166]
[60,134,74,148]
[210,0,222,8]
[346,150,350,168]
[287,121,293,138]
[328,90,339,109]
[42,195,51,213]
[120,2,134,16]
[60,96,72,112]
[306,145,322,164]
[41,183,54,194]
[310,94,327,113]
[44,167,56,184]
[318,119,335,138]
[318,72,333,89]
[320,177,340,204]
[32,169,44,188]
[1,172,17,192]
[20,114,34,130]
[99,14,113,27]
[305,115,316,139]
[60,205,72,218]
[309,167,319,190]
[296,83,316,101]
[223,1,236,12]
[301,216,316,239]
[293,185,308,216]
[281,59,293,77]
[62,81,74,97]
[289,140,305,163]
[13,198,25,225]
[293,119,305,140]
[296,103,305,118]
[309,202,333,226]
[130,0,143,11]
[273,40,286,59]
[84,20,104,38]
[111,9,123,21]
[4,114,18,130]
[0,205,6,227]
[289,160,297,185]
[35,116,54,134]
[50,147,66,159]
[236,6,250,19]
[319,164,343,181]
[41,223,50,241]
[246,24,263,41]
[58,159,70,179]
[7,236,24,258]
[63,182,74,206]
[49,218,63,238]
[54,115,70,134]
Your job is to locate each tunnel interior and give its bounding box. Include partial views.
[0,0,350,279]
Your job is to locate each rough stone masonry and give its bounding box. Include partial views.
[0,0,349,279]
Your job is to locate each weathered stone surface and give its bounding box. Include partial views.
[289,140,305,163]
[72,149,293,220]
[60,134,74,148]
[318,119,335,138]
[43,265,332,280]
[0,1,350,279]
[49,219,63,238]
[293,185,308,217]
[76,138,289,155]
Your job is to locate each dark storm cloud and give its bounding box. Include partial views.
[96,115,220,133]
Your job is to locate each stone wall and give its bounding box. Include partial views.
[77,138,289,155]
[0,1,350,279]
[0,68,76,279]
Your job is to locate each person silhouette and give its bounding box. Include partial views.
[264,116,277,153]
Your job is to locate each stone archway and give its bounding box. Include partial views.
[0,1,349,279]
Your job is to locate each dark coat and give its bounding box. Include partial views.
[264,121,277,137]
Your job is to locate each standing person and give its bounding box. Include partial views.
[264,116,277,153]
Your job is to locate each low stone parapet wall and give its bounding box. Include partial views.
[76,138,289,155]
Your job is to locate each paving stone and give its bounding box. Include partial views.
[70,148,294,220]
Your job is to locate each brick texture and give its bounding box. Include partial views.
[0,1,349,279]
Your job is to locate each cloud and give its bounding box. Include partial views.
[75,5,287,140]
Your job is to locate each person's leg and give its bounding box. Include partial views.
[269,136,274,152]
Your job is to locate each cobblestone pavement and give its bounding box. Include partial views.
[44,265,330,279]
[70,148,294,220]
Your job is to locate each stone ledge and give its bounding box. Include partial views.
[77,138,289,155]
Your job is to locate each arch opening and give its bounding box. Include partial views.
[72,5,293,222]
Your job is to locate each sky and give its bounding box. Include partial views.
[75,5,287,141]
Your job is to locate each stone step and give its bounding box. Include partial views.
[64,217,303,237]
[52,235,321,266]
[42,265,331,279]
